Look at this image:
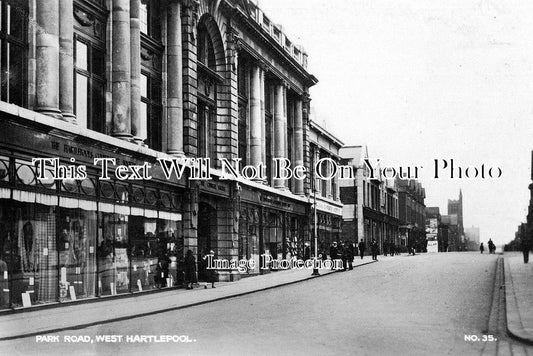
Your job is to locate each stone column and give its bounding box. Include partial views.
[250,65,262,168]
[294,98,304,195]
[36,0,61,118]
[111,0,132,140]
[273,83,286,189]
[167,0,184,156]
[130,0,142,143]
[59,0,75,123]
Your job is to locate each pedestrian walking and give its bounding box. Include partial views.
[488,239,495,254]
[371,239,378,261]
[342,241,354,270]
[358,239,366,259]
[479,242,484,254]
[303,242,311,261]
[184,250,196,290]
[202,250,217,288]
[521,236,530,264]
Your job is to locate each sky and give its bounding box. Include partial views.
[258,0,533,246]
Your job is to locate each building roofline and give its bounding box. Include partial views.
[309,120,344,147]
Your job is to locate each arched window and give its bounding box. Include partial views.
[196,21,218,159]
[197,22,215,69]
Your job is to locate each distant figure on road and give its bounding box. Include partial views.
[371,239,378,261]
[479,243,484,254]
[358,239,366,259]
[521,237,530,263]
[488,239,495,254]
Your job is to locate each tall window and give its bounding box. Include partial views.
[73,1,106,132]
[0,0,27,106]
[197,20,218,159]
[286,96,294,191]
[237,55,248,164]
[140,2,163,150]
[197,101,215,158]
[140,70,162,150]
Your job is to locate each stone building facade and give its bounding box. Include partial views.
[339,145,400,254]
[0,0,321,310]
[397,179,426,252]
[307,120,343,255]
[447,190,465,250]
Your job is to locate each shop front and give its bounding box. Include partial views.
[238,187,308,275]
[313,199,343,257]
[0,116,186,310]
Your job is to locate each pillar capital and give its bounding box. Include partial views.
[258,60,269,73]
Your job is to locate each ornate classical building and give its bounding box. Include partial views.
[0,0,322,310]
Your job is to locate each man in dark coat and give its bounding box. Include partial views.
[343,241,354,270]
[184,250,196,289]
[371,239,378,261]
[358,239,366,259]
[202,250,217,288]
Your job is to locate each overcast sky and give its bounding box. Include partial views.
[258,0,533,246]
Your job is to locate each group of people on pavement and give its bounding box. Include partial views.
[323,239,393,266]
[479,239,496,254]
[327,241,355,270]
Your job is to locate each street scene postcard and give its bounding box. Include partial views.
[0,0,533,355]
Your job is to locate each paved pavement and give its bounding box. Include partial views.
[505,252,533,345]
[0,256,377,340]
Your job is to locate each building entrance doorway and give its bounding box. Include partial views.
[197,202,217,282]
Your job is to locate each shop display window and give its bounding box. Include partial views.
[238,215,259,274]
[58,206,97,301]
[98,211,130,296]
[0,200,58,308]
[0,163,184,308]
[130,214,180,291]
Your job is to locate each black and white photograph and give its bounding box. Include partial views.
[0,0,532,355]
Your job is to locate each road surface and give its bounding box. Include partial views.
[2,252,532,355]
